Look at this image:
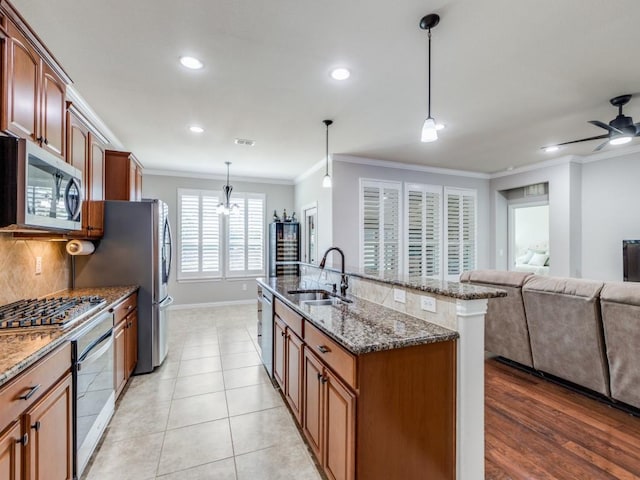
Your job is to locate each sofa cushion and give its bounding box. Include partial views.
[467,270,532,288]
[600,281,640,408]
[523,276,609,395]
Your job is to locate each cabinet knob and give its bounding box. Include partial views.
[317,345,330,354]
[36,136,43,143]
[321,376,328,384]
[317,372,323,381]
[281,331,286,337]
[31,421,41,432]
[44,138,49,145]
[19,384,41,401]
[17,433,28,446]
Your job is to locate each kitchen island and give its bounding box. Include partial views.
[259,271,504,480]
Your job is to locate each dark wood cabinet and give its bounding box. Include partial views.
[0,421,22,480]
[113,293,138,399]
[302,348,324,461]
[273,316,286,391]
[285,329,303,423]
[24,374,73,480]
[105,150,143,201]
[0,16,68,159]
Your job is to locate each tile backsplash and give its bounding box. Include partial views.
[0,234,70,305]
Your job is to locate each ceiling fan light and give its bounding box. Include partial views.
[609,135,633,146]
[322,173,332,188]
[421,117,438,142]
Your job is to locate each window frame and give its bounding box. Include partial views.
[225,192,267,278]
[444,186,477,282]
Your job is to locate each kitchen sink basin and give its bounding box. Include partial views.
[287,289,352,304]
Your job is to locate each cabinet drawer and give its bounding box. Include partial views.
[113,292,137,325]
[304,322,356,390]
[0,343,71,429]
[274,299,303,338]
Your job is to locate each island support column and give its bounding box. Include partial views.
[455,298,488,480]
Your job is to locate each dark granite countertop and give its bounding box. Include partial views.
[258,276,458,355]
[0,285,138,388]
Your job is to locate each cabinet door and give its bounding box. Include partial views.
[126,311,138,378]
[285,331,303,423]
[0,421,22,480]
[114,321,126,398]
[324,370,355,480]
[273,316,286,391]
[3,21,39,141]
[88,133,105,201]
[24,374,73,480]
[303,349,324,461]
[40,63,66,158]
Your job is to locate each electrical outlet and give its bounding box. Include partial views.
[35,256,42,275]
[321,271,327,280]
[242,283,247,291]
[421,295,436,313]
[393,288,406,303]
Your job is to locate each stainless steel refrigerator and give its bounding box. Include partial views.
[74,199,173,374]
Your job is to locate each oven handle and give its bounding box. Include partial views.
[64,177,82,221]
[77,330,113,372]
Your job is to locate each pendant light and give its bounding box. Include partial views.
[420,13,440,143]
[217,161,239,215]
[322,119,333,188]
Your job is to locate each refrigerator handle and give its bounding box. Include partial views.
[159,296,174,309]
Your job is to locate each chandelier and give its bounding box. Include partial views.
[217,161,239,215]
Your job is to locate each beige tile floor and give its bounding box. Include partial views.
[84,304,322,480]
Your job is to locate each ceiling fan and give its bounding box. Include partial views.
[544,94,640,152]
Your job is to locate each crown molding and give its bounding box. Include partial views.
[144,168,294,185]
[489,155,581,179]
[334,154,492,179]
[579,142,640,165]
[66,86,125,149]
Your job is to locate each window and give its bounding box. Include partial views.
[445,187,476,281]
[360,179,401,276]
[405,183,442,279]
[178,189,265,280]
[227,193,266,277]
[178,189,221,279]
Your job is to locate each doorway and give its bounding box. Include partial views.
[508,202,550,274]
[302,203,318,264]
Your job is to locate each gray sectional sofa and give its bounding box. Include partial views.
[461,270,640,410]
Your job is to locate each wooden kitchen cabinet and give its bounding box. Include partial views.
[273,316,286,390]
[0,421,22,480]
[113,292,138,398]
[24,374,73,480]
[104,150,143,201]
[0,343,72,480]
[0,12,70,159]
[273,305,304,424]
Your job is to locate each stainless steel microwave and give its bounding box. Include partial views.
[0,136,82,232]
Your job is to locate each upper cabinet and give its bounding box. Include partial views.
[0,5,71,160]
[105,150,143,201]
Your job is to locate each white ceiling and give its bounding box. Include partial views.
[12,0,640,180]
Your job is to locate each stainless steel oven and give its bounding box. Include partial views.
[71,310,115,479]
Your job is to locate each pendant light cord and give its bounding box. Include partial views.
[427,28,432,119]
[325,123,329,175]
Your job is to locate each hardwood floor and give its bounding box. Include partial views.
[485,359,640,479]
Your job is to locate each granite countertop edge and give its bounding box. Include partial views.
[258,277,459,355]
[0,285,139,388]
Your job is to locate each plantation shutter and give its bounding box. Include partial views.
[444,187,476,281]
[405,184,442,279]
[360,180,401,276]
[178,189,221,279]
[227,193,265,276]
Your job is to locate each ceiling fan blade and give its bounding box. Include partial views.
[593,140,609,152]
[589,120,624,135]
[554,134,609,147]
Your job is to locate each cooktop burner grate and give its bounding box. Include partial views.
[0,296,106,329]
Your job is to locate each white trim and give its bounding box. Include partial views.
[168,299,255,310]
[301,202,319,264]
[579,143,640,165]
[336,154,491,179]
[66,86,125,149]
[145,168,294,185]
[294,158,327,184]
[490,155,580,179]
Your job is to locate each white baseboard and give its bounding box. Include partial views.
[168,299,255,310]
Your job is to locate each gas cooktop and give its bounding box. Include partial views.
[0,296,106,330]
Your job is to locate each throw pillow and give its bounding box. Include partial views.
[529,252,549,267]
[516,250,534,265]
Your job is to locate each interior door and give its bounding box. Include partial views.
[303,205,318,264]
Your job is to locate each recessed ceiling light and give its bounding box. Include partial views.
[189,125,204,133]
[234,138,255,146]
[180,56,203,70]
[330,68,351,81]
[543,145,560,153]
[435,123,445,131]
[609,136,633,146]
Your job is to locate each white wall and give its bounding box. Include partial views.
[581,151,640,280]
[512,205,549,256]
[294,164,333,265]
[491,160,582,277]
[143,173,294,306]
[330,156,492,273]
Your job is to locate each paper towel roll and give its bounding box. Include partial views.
[66,240,95,256]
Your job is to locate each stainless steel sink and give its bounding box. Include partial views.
[301,298,341,306]
[287,289,352,305]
